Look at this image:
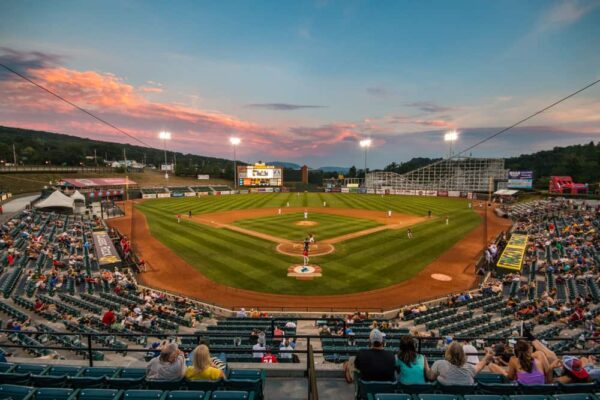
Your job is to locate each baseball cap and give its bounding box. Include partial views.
[563,356,589,380]
[369,329,384,344]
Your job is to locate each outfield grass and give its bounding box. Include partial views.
[234,212,381,241]
[136,193,481,295]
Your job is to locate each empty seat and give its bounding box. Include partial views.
[369,395,411,400]
[123,390,165,400]
[0,383,34,400]
[167,391,208,400]
[417,395,460,400]
[78,389,123,400]
[210,391,253,400]
[35,387,77,400]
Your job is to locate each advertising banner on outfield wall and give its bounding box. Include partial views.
[142,193,157,199]
[184,192,196,197]
[417,190,437,197]
[367,189,375,194]
[92,231,122,268]
[448,191,461,197]
[157,193,170,198]
[197,192,209,196]
[197,174,210,180]
[239,190,249,194]
[341,188,350,193]
[437,190,448,197]
[171,192,185,198]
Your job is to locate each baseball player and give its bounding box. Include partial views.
[304,209,308,220]
[303,248,309,266]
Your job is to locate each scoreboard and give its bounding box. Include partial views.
[238,164,283,187]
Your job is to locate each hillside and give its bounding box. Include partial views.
[0,126,236,179]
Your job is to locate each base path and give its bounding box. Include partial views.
[109,202,512,311]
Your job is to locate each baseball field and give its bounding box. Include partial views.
[133,193,481,296]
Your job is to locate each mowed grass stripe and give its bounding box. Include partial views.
[137,193,480,295]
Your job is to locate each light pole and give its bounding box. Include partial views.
[444,130,458,159]
[158,131,172,184]
[359,139,372,183]
[230,137,241,190]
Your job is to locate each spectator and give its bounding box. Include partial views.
[185,345,224,380]
[146,342,186,381]
[252,334,266,359]
[427,342,492,385]
[102,308,116,326]
[489,339,551,384]
[354,329,396,381]
[279,339,295,361]
[397,335,430,384]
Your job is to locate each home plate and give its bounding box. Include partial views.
[431,273,452,281]
[287,265,322,280]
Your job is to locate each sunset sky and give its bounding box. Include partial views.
[1,0,599,168]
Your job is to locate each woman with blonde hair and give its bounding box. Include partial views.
[427,342,493,385]
[184,345,224,380]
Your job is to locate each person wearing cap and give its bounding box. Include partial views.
[146,342,186,381]
[555,356,594,383]
[354,329,396,381]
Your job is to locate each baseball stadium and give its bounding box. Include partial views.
[1,2,600,399]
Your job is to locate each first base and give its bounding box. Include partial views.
[287,265,322,280]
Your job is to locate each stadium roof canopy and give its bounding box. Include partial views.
[34,190,74,210]
[70,190,86,202]
[60,178,137,188]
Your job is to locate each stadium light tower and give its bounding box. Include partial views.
[359,138,372,179]
[444,130,458,158]
[158,131,172,183]
[230,137,241,189]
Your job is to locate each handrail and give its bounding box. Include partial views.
[307,343,319,400]
[1,328,595,368]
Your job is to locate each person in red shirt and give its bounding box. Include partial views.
[7,253,15,266]
[261,352,278,363]
[273,326,285,343]
[102,308,116,326]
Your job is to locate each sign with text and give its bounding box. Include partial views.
[496,233,528,271]
[507,170,533,189]
[92,231,122,268]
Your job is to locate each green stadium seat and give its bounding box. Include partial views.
[46,366,84,377]
[417,395,460,400]
[13,364,49,375]
[518,384,559,395]
[78,389,123,400]
[227,370,263,381]
[0,383,35,400]
[67,376,105,389]
[35,387,78,400]
[398,383,438,394]
[167,391,209,400]
[0,370,30,385]
[105,376,145,390]
[117,369,146,379]
[0,364,15,373]
[509,396,549,400]
[30,375,68,388]
[437,384,477,395]
[123,390,165,400]
[210,391,253,400]
[475,373,507,383]
[557,383,598,394]
[553,395,596,400]
[478,382,519,395]
[367,394,411,400]
[464,396,504,400]
[185,380,223,392]
[357,380,397,400]
[224,379,262,398]
[147,378,186,391]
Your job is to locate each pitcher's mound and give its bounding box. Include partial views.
[296,220,318,226]
[276,242,334,256]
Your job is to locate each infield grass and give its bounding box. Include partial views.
[234,212,381,241]
[136,193,481,295]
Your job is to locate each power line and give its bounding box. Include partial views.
[0,63,153,149]
[453,78,600,159]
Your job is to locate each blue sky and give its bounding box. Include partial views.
[0,0,599,168]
